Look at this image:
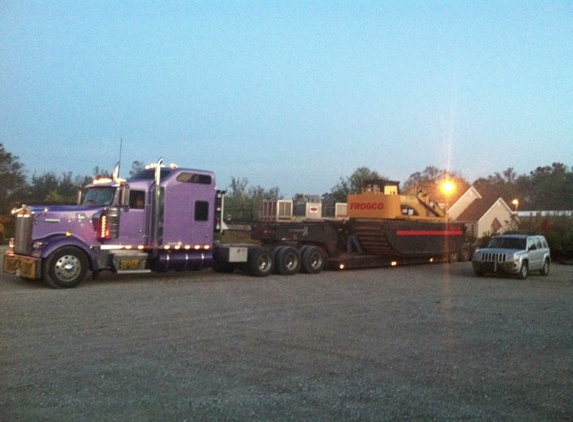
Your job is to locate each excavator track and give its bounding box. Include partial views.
[353,220,395,255]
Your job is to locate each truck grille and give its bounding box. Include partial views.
[14,212,33,255]
[481,252,508,263]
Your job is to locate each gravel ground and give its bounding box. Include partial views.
[1,246,572,421]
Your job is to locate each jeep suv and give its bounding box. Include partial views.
[472,234,551,279]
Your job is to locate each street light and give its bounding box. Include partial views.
[440,180,456,219]
[441,180,455,195]
[512,199,519,212]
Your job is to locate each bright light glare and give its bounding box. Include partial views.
[441,181,455,195]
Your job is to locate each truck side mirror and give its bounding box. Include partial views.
[76,184,83,205]
[119,185,130,207]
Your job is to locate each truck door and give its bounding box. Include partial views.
[117,190,148,246]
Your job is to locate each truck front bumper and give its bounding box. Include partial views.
[3,252,41,279]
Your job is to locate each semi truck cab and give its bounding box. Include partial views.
[4,160,221,288]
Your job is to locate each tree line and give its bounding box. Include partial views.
[1,143,572,218]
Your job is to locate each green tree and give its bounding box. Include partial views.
[329,167,385,203]
[27,171,81,204]
[128,160,146,177]
[0,143,27,214]
[526,163,572,210]
[473,167,522,205]
[474,163,573,210]
[224,177,282,223]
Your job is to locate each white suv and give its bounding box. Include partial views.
[472,234,551,279]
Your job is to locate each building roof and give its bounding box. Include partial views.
[455,191,508,222]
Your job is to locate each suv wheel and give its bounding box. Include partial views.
[517,262,528,279]
[540,259,550,276]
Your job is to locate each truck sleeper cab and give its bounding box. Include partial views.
[3,162,223,288]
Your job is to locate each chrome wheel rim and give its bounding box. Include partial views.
[54,255,82,282]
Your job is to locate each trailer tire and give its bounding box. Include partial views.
[247,248,273,277]
[43,247,89,289]
[459,244,471,262]
[275,246,301,276]
[446,251,459,263]
[301,245,326,274]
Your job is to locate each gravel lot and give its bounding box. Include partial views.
[1,246,572,421]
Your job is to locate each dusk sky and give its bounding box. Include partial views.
[1,1,572,197]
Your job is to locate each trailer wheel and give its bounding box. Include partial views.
[459,244,471,262]
[446,251,459,263]
[301,245,326,274]
[43,247,89,289]
[275,246,301,276]
[247,248,273,277]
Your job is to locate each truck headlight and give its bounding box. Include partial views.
[32,241,44,251]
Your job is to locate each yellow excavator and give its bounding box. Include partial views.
[347,180,447,221]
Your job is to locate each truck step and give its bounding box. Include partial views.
[110,250,150,273]
[115,269,152,274]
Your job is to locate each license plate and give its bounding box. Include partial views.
[3,254,39,279]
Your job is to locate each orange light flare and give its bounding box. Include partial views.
[441,180,456,196]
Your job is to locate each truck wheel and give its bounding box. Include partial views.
[540,259,550,276]
[247,248,273,277]
[301,246,326,274]
[459,244,471,262]
[517,262,528,280]
[43,247,89,288]
[275,246,301,276]
[446,251,459,263]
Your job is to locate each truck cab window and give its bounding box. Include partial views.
[83,187,116,206]
[195,201,209,221]
[129,191,145,209]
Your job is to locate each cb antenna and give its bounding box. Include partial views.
[111,138,123,182]
[118,138,123,175]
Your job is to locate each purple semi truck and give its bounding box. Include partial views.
[3,159,275,288]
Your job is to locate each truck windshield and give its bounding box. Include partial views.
[83,187,116,206]
[487,237,526,250]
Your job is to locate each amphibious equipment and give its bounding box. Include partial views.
[252,179,467,272]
